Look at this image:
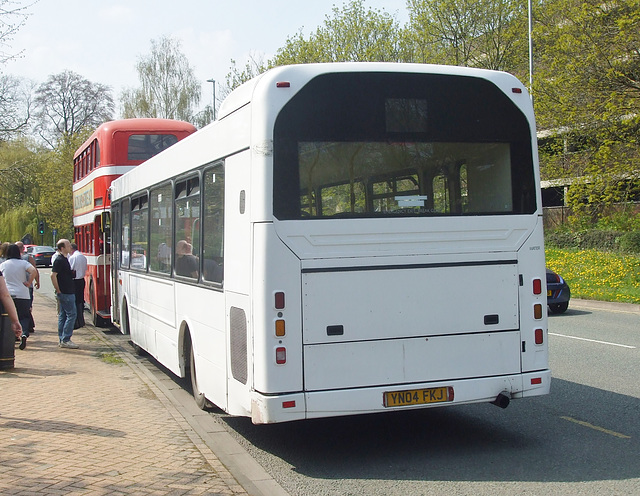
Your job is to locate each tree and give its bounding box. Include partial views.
[34,133,88,240]
[535,0,640,223]
[219,1,403,105]
[34,70,114,147]
[0,74,32,138]
[0,137,49,242]
[121,36,201,122]
[536,0,640,131]
[219,52,267,103]
[0,137,40,211]
[273,0,403,65]
[0,0,33,65]
[405,0,527,73]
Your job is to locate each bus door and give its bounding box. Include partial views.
[110,207,121,326]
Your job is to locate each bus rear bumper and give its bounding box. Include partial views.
[250,370,551,424]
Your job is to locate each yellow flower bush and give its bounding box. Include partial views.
[545,248,640,303]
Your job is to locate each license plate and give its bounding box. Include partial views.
[547,290,552,297]
[383,386,452,407]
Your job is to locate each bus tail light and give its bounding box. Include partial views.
[276,347,286,364]
[531,377,542,385]
[535,328,544,344]
[275,320,286,337]
[275,292,285,309]
[533,303,543,319]
[282,400,296,408]
[533,278,542,295]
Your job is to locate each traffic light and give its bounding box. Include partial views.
[38,221,45,235]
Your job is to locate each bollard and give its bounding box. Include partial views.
[0,303,15,369]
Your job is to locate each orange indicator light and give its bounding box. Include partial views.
[533,303,543,319]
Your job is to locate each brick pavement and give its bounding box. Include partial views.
[0,293,249,496]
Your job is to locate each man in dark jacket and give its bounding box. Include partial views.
[51,239,78,349]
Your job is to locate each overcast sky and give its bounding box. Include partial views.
[6,0,409,116]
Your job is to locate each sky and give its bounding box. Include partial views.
[6,0,409,116]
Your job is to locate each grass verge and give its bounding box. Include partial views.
[546,248,640,304]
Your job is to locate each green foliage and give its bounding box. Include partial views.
[618,231,640,254]
[405,0,528,72]
[273,0,403,65]
[0,204,37,242]
[0,138,41,210]
[545,226,640,254]
[535,0,640,218]
[595,211,640,231]
[35,133,88,241]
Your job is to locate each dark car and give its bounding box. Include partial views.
[28,245,56,267]
[546,268,571,314]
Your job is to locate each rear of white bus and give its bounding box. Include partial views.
[246,64,549,424]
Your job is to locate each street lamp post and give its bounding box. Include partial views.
[207,78,216,121]
[528,0,534,100]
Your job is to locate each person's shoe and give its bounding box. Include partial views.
[59,340,79,349]
[19,335,27,350]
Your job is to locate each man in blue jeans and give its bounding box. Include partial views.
[50,239,78,349]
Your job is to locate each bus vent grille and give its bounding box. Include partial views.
[230,307,248,385]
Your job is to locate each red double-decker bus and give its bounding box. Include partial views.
[73,118,197,326]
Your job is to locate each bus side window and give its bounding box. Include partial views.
[150,183,173,274]
[202,165,224,284]
[175,176,200,279]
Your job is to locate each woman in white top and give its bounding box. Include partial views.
[0,244,37,349]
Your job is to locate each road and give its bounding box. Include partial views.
[206,303,640,496]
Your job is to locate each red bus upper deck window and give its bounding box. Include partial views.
[128,134,179,161]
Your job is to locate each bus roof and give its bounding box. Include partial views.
[217,62,530,120]
[74,118,197,160]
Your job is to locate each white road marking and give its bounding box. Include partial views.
[549,332,636,349]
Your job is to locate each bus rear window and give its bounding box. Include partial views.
[273,72,536,220]
[128,134,179,161]
[299,141,513,217]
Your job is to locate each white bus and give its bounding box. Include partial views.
[110,63,550,424]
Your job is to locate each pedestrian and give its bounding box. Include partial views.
[16,241,39,333]
[0,244,37,350]
[50,239,78,349]
[0,270,22,340]
[0,242,9,263]
[69,243,87,328]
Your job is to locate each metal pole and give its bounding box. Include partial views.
[528,0,534,100]
[206,79,216,121]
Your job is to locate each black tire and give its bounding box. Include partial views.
[549,301,569,314]
[189,340,208,410]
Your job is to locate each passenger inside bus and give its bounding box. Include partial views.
[203,257,223,284]
[175,240,198,278]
